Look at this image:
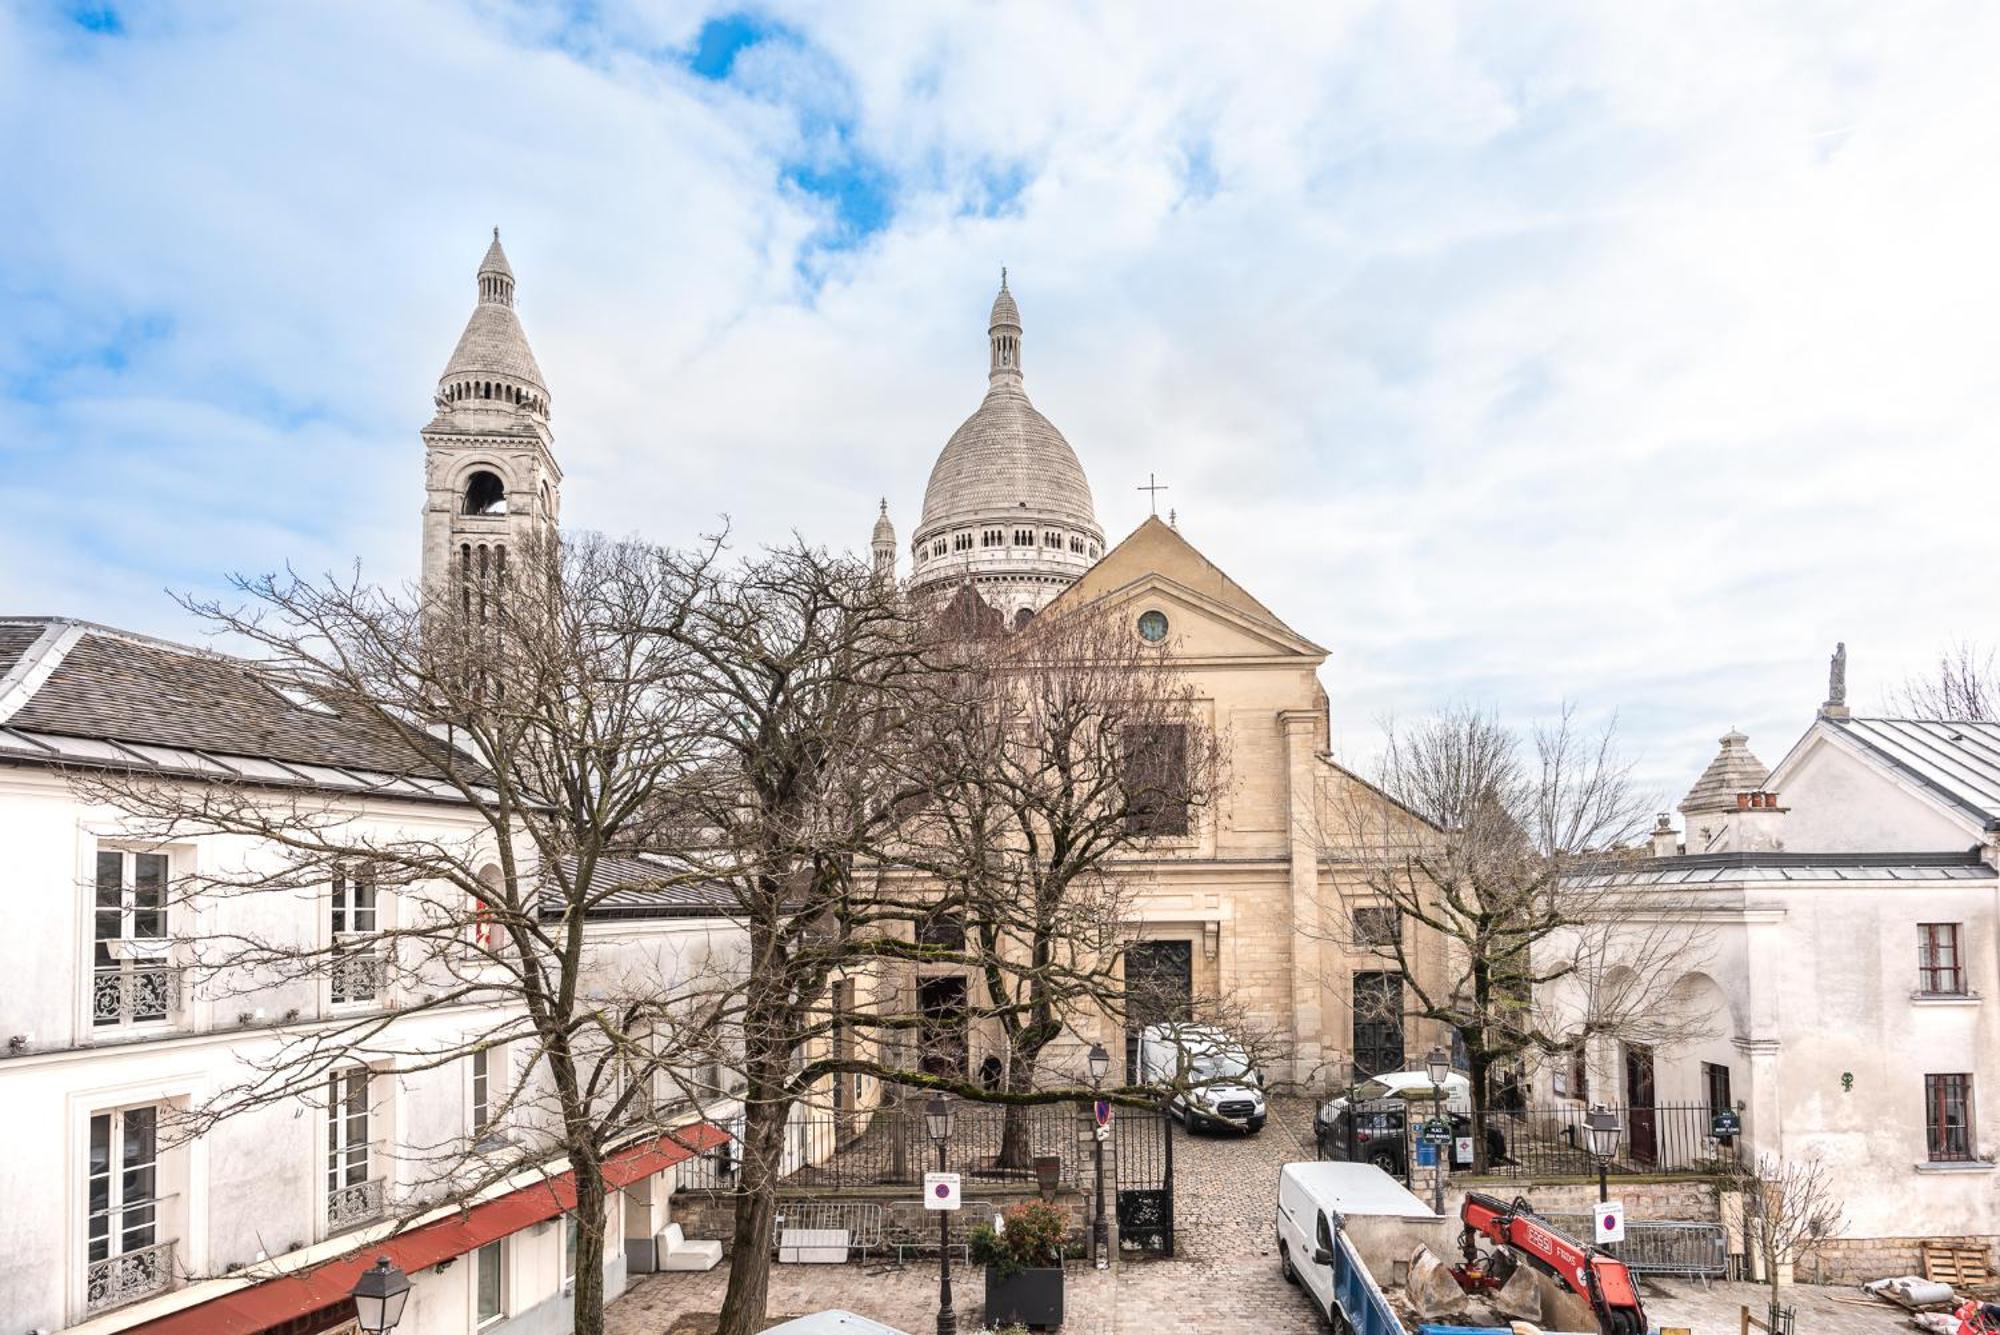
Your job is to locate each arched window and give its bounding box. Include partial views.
[1013,607,1034,630]
[463,470,507,516]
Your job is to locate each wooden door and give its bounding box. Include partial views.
[1624,1042,1657,1165]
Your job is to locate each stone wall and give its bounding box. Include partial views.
[1799,1234,2000,1285]
[670,1185,1091,1251]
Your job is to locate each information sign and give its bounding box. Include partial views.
[924,1171,962,1211]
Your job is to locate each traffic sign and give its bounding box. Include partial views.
[1094,1098,1112,1129]
[924,1171,962,1211]
[1595,1200,1625,1244]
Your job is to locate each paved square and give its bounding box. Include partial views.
[609,1099,1905,1333]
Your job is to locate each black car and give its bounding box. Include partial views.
[1314,1096,1507,1175]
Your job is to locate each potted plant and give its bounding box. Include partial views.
[971,1200,1069,1330]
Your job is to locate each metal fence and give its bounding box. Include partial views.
[1475,1103,1739,1180]
[1544,1213,1729,1279]
[686,1102,1087,1192]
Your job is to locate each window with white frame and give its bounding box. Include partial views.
[562,1212,578,1289]
[326,1068,382,1230]
[472,1048,492,1135]
[329,866,382,1004]
[91,849,176,1028]
[84,1103,173,1313]
[475,1239,505,1325]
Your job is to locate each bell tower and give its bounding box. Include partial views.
[420,229,561,622]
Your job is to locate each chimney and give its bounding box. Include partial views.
[1721,789,1787,853]
[1650,813,1680,858]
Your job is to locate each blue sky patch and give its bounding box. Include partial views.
[687,12,769,81]
[64,2,122,34]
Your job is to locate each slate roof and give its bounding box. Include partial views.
[542,854,741,919]
[1830,716,2000,830]
[1605,849,1995,887]
[0,617,472,796]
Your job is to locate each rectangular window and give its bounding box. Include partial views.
[85,1104,170,1312]
[476,1239,504,1323]
[329,867,380,1004]
[1352,906,1400,948]
[1569,1045,1590,1102]
[471,1049,490,1135]
[1926,1073,1974,1162]
[916,912,966,951]
[563,1213,578,1287]
[1121,724,1191,838]
[326,1069,381,1229]
[91,850,174,1028]
[1919,923,1965,995]
[1702,1061,1732,1119]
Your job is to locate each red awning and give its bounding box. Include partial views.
[126,1124,729,1335]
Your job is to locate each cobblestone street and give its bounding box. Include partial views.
[609,1099,1906,1334]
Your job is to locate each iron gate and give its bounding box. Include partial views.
[1114,1108,1174,1257]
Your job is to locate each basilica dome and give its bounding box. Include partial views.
[907,275,1104,617]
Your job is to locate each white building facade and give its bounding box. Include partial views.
[0,617,740,1335]
[1575,693,2000,1275]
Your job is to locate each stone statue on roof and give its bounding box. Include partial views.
[1823,641,1849,718]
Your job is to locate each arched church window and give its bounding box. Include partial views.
[1013,607,1034,630]
[463,470,508,516]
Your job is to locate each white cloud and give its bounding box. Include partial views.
[4,1,1998,800]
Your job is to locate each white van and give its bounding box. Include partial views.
[1134,1022,1266,1132]
[1273,1161,1438,1325]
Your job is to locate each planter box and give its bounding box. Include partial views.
[984,1264,1064,1330]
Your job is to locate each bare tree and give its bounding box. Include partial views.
[1730,1151,1846,1316]
[898,598,1222,1166]
[1893,640,1998,720]
[1320,704,1712,1169]
[73,532,736,1335]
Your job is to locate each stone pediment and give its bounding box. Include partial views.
[1044,516,1327,662]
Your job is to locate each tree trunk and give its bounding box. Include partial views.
[571,1155,609,1335]
[714,1098,790,1335]
[1467,1047,1492,1175]
[998,1063,1034,1171]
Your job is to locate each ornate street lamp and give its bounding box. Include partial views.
[1087,1042,1112,1270]
[1584,1104,1622,1203]
[350,1256,411,1334]
[926,1093,957,1335]
[1424,1046,1450,1213]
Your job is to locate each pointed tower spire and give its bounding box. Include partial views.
[871,498,897,582]
[988,268,1022,387]
[478,227,515,307]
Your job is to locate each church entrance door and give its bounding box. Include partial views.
[918,976,968,1080]
[1123,939,1194,1083]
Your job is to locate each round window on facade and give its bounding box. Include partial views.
[1137,610,1169,643]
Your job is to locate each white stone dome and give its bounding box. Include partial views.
[918,386,1098,533]
[908,274,1103,617]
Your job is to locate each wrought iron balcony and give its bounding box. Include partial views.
[327,1176,386,1230]
[85,1238,176,1313]
[91,965,181,1028]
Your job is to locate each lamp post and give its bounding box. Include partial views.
[1088,1042,1111,1270]
[1584,1104,1622,1204]
[925,1093,957,1335]
[349,1256,411,1334]
[1424,1046,1450,1214]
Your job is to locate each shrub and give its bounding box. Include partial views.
[969,1200,1070,1278]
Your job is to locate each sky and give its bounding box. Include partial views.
[4,1,1998,803]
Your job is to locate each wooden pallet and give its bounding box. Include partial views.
[1923,1241,2000,1297]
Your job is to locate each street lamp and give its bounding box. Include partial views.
[1424,1046,1450,1214]
[1087,1042,1111,1270]
[350,1256,411,1335]
[1584,1104,1622,1204]
[925,1093,957,1335]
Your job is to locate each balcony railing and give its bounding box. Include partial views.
[91,965,180,1028]
[85,1238,177,1313]
[328,948,387,1005]
[327,1176,386,1230]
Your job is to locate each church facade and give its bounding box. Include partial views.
[424,236,1449,1091]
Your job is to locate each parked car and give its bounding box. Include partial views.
[1313,1070,1507,1171]
[1135,1022,1267,1133]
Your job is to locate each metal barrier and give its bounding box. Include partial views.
[770,1199,887,1256]
[1544,1213,1728,1279]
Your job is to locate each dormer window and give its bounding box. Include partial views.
[463,471,507,517]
